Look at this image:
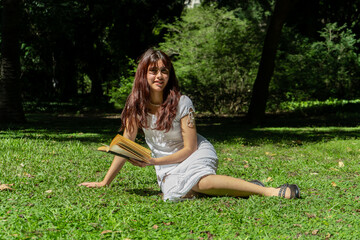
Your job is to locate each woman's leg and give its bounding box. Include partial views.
[192,175,291,198]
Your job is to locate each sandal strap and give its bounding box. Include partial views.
[278,183,289,198]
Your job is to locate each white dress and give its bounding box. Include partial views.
[142,95,218,202]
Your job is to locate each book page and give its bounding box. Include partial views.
[98,134,152,163]
[98,145,147,162]
[110,134,151,159]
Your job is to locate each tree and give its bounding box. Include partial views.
[21,0,185,102]
[160,5,262,113]
[0,0,25,123]
[247,0,298,124]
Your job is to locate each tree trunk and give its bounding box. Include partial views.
[247,0,298,124]
[0,0,25,123]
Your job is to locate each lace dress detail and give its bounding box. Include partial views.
[142,95,218,202]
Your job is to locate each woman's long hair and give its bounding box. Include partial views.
[120,48,181,133]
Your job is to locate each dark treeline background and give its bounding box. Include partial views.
[20,0,185,101]
[1,0,360,123]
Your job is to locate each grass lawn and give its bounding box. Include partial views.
[1,112,360,239]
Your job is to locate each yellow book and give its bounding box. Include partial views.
[98,134,152,163]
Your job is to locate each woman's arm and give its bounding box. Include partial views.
[79,127,138,188]
[149,113,197,165]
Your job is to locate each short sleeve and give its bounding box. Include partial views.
[178,95,195,127]
[179,95,195,119]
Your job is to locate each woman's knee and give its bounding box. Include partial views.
[194,175,215,191]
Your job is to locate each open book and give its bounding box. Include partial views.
[97,134,152,163]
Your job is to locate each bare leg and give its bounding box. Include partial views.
[192,175,291,198]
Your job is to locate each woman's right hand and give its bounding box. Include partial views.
[78,181,107,188]
[127,158,151,167]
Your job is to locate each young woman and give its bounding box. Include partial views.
[79,48,300,202]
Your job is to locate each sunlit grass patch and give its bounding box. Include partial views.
[1,114,360,239]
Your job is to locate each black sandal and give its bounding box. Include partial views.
[278,183,300,199]
[249,179,265,187]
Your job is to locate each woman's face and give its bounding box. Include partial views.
[147,60,169,94]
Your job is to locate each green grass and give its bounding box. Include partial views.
[1,113,360,239]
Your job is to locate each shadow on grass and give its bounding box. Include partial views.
[0,113,122,143]
[125,188,162,197]
[196,112,360,145]
[1,109,359,145]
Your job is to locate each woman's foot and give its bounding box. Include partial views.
[277,184,300,199]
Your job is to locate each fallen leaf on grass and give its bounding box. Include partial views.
[0,184,14,191]
[305,213,316,218]
[152,225,159,229]
[200,231,214,239]
[338,161,345,168]
[265,177,273,182]
[331,182,337,187]
[163,222,174,226]
[265,152,276,157]
[45,190,53,194]
[312,229,319,235]
[24,172,35,178]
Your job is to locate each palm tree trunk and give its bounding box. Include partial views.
[0,0,25,123]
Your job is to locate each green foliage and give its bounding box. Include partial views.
[275,99,360,120]
[206,0,275,24]
[106,58,137,109]
[1,113,360,239]
[279,98,360,112]
[15,1,360,115]
[313,23,360,98]
[271,23,360,105]
[159,5,263,113]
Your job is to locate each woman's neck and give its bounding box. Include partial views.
[150,93,163,106]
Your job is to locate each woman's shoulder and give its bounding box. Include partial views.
[177,95,195,119]
[179,95,193,106]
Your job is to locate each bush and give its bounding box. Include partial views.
[159,5,263,113]
[271,23,360,107]
[105,58,137,109]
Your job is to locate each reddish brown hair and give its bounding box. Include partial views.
[120,48,181,133]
